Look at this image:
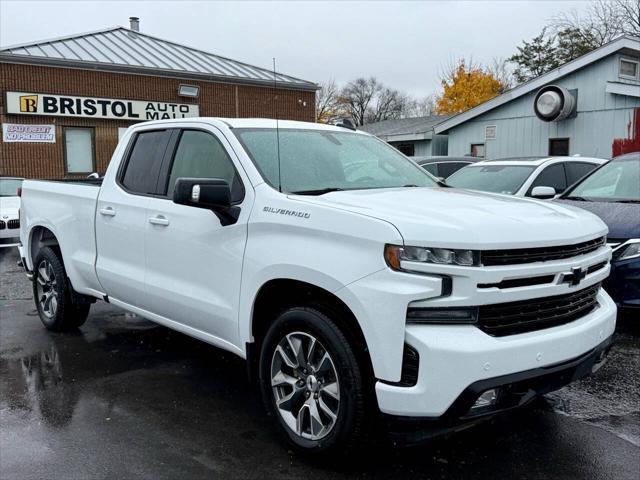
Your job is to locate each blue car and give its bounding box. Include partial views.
[555,152,640,311]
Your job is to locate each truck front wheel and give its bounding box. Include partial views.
[33,247,90,331]
[258,307,371,457]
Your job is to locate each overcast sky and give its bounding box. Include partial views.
[1,0,591,98]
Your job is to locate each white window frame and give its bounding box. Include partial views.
[485,125,497,140]
[619,56,639,80]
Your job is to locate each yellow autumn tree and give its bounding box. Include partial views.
[435,60,504,115]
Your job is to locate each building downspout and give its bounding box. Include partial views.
[235,85,239,117]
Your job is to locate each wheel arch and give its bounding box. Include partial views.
[247,278,375,385]
[27,225,61,270]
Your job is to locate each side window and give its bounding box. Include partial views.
[121,130,172,195]
[166,130,243,202]
[421,163,438,176]
[566,162,598,185]
[528,163,567,194]
[439,162,468,178]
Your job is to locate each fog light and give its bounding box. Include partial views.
[472,389,498,410]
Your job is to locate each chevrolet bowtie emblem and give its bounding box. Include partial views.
[561,266,587,286]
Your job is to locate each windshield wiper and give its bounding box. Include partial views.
[616,199,640,203]
[290,187,343,196]
[564,196,592,202]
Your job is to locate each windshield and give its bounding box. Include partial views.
[446,165,536,194]
[0,179,23,197]
[565,157,639,202]
[233,128,438,194]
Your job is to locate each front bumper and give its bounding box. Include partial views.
[0,215,20,247]
[375,289,616,417]
[604,257,640,309]
[384,334,613,446]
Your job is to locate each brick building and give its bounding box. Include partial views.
[0,19,317,179]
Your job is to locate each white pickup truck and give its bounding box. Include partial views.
[20,118,616,455]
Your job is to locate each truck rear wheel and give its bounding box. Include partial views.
[258,307,371,457]
[33,247,90,331]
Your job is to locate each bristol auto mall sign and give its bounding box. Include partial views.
[6,91,199,121]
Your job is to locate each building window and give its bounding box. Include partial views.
[619,58,639,80]
[470,143,485,158]
[549,138,570,156]
[64,128,95,174]
[396,143,415,156]
[485,125,497,140]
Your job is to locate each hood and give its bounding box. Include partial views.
[554,199,640,240]
[294,187,607,249]
[0,197,20,215]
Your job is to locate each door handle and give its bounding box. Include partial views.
[99,207,116,217]
[148,215,170,226]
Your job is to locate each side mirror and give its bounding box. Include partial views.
[531,186,556,199]
[173,177,240,225]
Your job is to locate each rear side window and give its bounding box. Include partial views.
[121,130,172,194]
[528,163,567,194]
[566,162,598,185]
[421,163,438,176]
[165,130,244,202]
[439,162,469,178]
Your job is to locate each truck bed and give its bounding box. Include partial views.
[39,177,104,186]
[20,179,103,295]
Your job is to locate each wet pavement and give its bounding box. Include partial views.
[1,247,639,479]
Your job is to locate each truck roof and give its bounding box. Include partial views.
[472,156,608,167]
[131,117,371,134]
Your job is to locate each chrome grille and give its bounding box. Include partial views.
[481,237,605,266]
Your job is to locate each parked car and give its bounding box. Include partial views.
[0,177,24,248]
[19,118,615,456]
[446,156,607,198]
[555,152,640,311]
[413,156,475,179]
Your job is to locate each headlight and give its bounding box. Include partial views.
[613,240,640,261]
[385,244,480,270]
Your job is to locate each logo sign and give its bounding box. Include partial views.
[2,123,56,143]
[560,266,587,286]
[6,91,199,121]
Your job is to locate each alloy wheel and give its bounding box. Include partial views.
[36,260,58,318]
[270,331,340,440]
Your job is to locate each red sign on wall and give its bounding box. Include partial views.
[612,108,640,157]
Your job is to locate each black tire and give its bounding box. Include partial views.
[258,307,371,457]
[32,247,90,331]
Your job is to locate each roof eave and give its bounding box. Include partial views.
[434,35,640,134]
[379,131,433,142]
[0,54,320,92]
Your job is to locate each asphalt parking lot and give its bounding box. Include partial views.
[1,247,638,479]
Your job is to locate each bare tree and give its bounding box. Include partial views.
[612,0,640,37]
[407,95,436,117]
[315,79,343,124]
[365,88,414,124]
[339,77,382,126]
[489,58,515,92]
[549,0,640,46]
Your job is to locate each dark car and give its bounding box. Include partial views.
[555,152,640,311]
[413,156,475,179]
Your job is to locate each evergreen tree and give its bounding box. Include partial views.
[508,29,559,84]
